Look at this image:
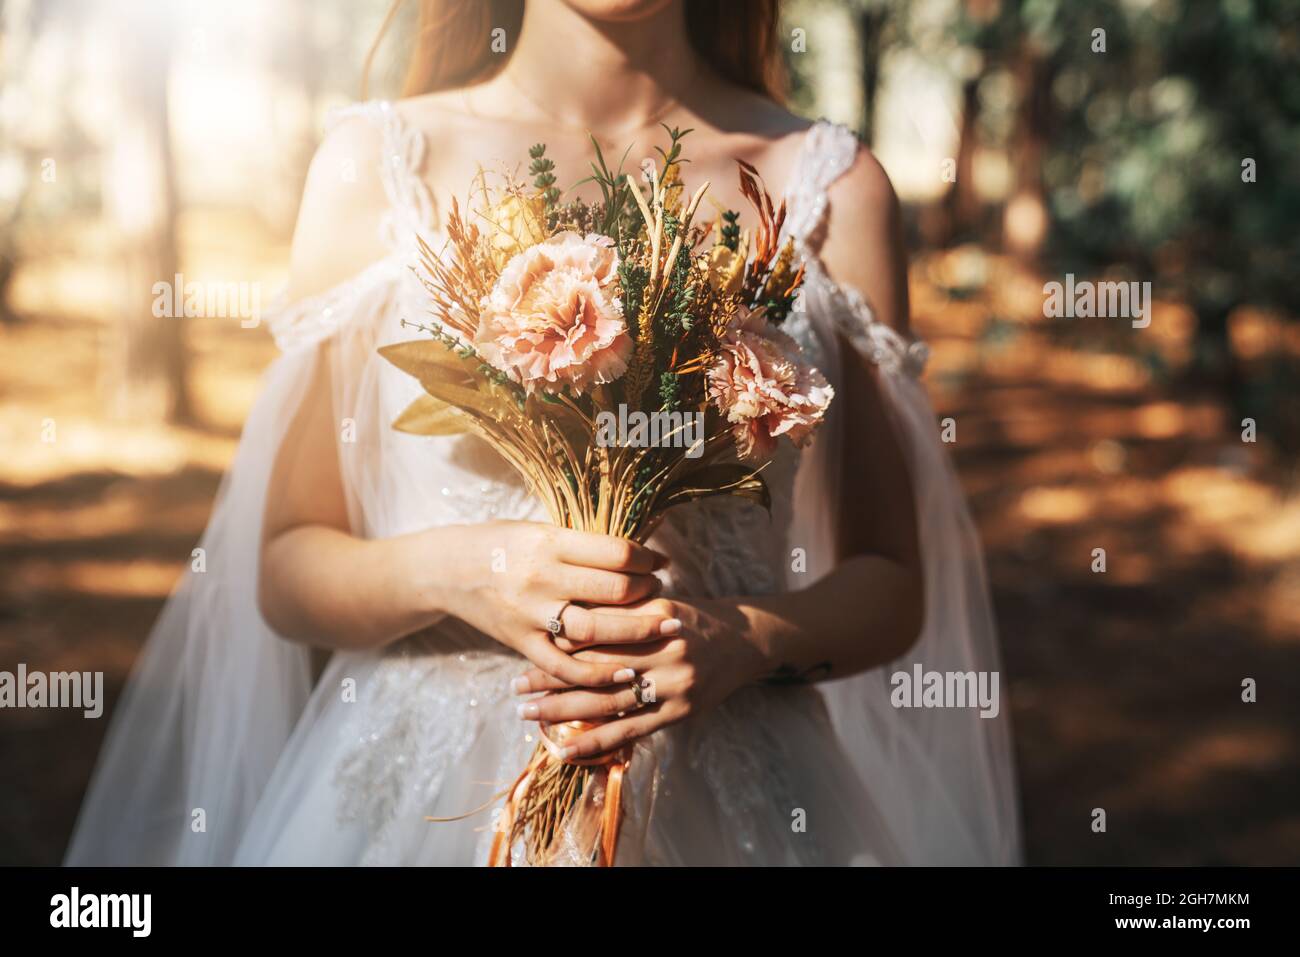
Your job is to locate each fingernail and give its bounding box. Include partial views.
[510,677,530,695]
[659,618,682,636]
[516,702,539,720]
[613,668,636,682]
[559,746,576,759]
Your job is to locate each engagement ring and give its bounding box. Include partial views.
[546,601,571,639]
[631,674,655,707]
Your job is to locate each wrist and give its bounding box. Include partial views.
[399,526,471,625]
[730,599,786,686]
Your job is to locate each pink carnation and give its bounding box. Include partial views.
[708,309,834,462]
[475,231,631,393]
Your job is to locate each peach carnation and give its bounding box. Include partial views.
[475,231,631,393]
[708,309,834,462]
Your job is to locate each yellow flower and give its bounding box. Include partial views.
[487,192,548,267]
[706,233,749,295]
[764,240,800,298]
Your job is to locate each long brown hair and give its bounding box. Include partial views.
[364,0,784,101]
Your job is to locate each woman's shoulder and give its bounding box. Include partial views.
[720,103,904,334]
[817,141,908,334]
[707,95,904,329]
[284,106,396,302]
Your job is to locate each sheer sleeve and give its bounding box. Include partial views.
[782,121,1022,865]
[64,102,416,864]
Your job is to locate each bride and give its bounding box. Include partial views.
[66,0,1021,866]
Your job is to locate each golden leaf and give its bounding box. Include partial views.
[392,394,469,436]
[378,340,522,423]
[378,339,474,386]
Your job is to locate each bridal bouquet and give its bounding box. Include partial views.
[380,127,833,866]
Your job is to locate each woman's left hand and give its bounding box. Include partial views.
[510,596,771,760]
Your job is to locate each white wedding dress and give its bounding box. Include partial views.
[65,102,1021,866]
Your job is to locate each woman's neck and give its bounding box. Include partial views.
[500,0,700,135]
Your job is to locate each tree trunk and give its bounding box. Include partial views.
[1003,40,1053,262]
[102,6,190,423]
[939,77,983,245]
[0,243,16,326]
[856,6,888,142]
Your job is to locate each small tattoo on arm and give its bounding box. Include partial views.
[761,661,833,686]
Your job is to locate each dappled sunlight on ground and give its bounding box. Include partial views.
[913,247,1299,865]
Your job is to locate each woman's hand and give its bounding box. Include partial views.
[438,521,682,688]
[508,596,773,759]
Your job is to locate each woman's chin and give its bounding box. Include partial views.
[559,0,678,25]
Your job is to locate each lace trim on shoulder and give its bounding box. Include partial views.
[265,256,402,353]
[263,100,434,354]
[783,119,859,249]
[785,120,928,379]
[325,100,436,252]
[811,267,930,377]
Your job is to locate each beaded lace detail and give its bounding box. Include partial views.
[326,99,437,253]
[332,644,523,864]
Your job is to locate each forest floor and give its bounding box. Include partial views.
[1,236,1297,865]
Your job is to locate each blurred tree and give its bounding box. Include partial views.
[0,0,30,326]
[855,0,893,138]
[927,0,1299,443]
[0,0,100,325]
[782,0,898,135]
[102,3,190,422]
[942,72,984,243]
[1047,0,1296,439]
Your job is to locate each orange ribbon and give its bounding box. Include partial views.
[488,720,631,867]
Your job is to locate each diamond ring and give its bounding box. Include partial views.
[630,674,655,707]
[545,601,571,639]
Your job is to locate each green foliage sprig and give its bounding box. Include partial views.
[618,259,650,339]
[528,143,560,209]
[719,210,741,251]
[573,135,636,242]
[654,123,694,188]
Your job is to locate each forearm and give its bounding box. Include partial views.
[259,524,455,650]
[738,553,924,685]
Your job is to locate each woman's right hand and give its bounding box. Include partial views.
[435,521,680,687]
